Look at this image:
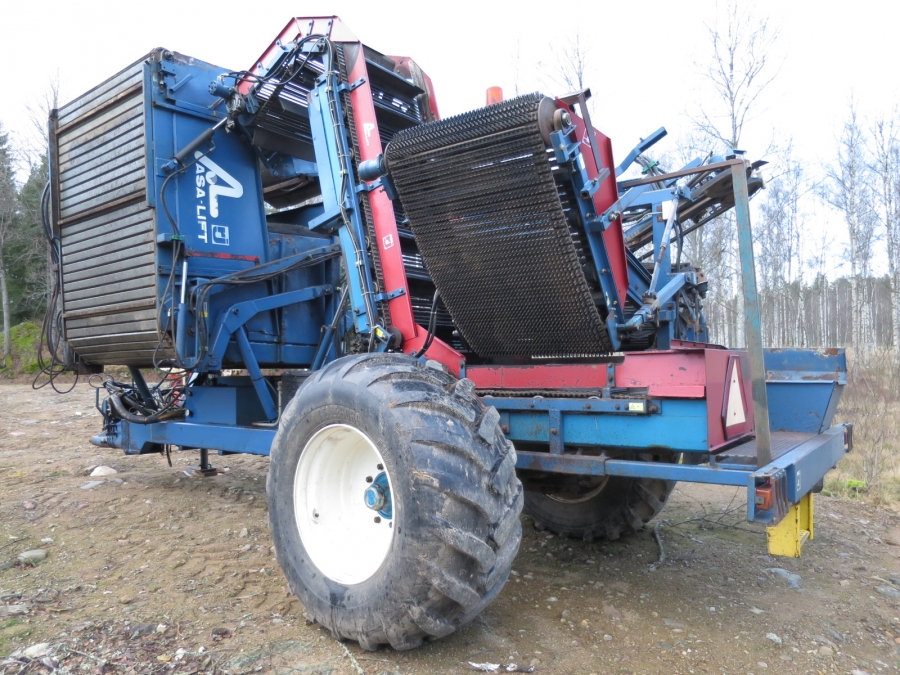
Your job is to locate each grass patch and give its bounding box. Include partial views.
[831,349,900,506]
[1,321,41,376]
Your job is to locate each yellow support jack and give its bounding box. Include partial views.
[766,493,814,557]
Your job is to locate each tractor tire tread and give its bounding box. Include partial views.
[268,353,521,651]
[524,470,675,543]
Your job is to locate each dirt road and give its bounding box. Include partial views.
[1,382,899,674]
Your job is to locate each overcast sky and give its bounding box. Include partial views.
[2,0,896,275]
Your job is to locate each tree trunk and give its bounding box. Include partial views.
[892,270,900,370]
[0,257,10,358]
[850,265,859,354]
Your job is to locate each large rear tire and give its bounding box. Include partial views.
[523,454,675,541]
[267,353,523,650]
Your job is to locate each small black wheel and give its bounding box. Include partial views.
[523,454,675,541]
[267,353,523,650]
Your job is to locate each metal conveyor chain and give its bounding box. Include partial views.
[337,46,391,330]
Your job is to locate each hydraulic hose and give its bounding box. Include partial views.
[108,393,187,424]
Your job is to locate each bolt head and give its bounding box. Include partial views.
[363,485,386,511]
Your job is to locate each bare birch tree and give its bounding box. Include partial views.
[756,146,807,345]
[22,73,60,165]
[691,3,779,153]
[823,101,879,357]
[538,32,590,96]
[689,2,780,347]
[871,113,900,367]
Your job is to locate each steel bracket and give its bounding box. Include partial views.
[356,179,381,193]
[337,77,366,93]
[374,288,406,303]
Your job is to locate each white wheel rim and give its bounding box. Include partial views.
[293,424,395,585]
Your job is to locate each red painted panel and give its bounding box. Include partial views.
[469,363,607,389]
[617,351,707,389]
[386,56,441,120]
[704,349,754,452]
[648,384,706,398]
[468,351,706,392]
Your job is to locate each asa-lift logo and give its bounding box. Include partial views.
[193,152,243,246]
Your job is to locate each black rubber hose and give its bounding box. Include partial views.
[414,290,440,358]
[108,393,186,424]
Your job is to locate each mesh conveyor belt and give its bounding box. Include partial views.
[386,94,612,357]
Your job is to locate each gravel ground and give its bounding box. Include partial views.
[1,381,899,674]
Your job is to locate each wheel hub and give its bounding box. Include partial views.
[363,472,392,518]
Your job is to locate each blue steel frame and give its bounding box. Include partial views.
[230,37,387,345]
[97,45,853,530]
[117,399,851,526]
[512,423,850,525]
[143,49,342,380]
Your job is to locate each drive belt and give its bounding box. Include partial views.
[385,93,612,358]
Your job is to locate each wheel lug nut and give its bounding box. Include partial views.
[374,516,381,523]
[365,476,373,483]
[377,464,384,470]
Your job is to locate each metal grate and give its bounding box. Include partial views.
[386,94,612,358]
[716,431,812,463]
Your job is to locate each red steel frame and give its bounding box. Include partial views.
[246,18,756,452]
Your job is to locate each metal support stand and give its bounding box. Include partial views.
[186,448,219,477]
[766,492,813,557]
[732,160,772,468]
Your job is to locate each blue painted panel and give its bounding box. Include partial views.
[501,398,708,452]
[220,343,318,368]
[766,382,838,433]
[763,348,846,432]
[185,380,266,426]
[148,69,269,275]
[763,348,847,383]
[122,420,275,456]
[135,54,342,372]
